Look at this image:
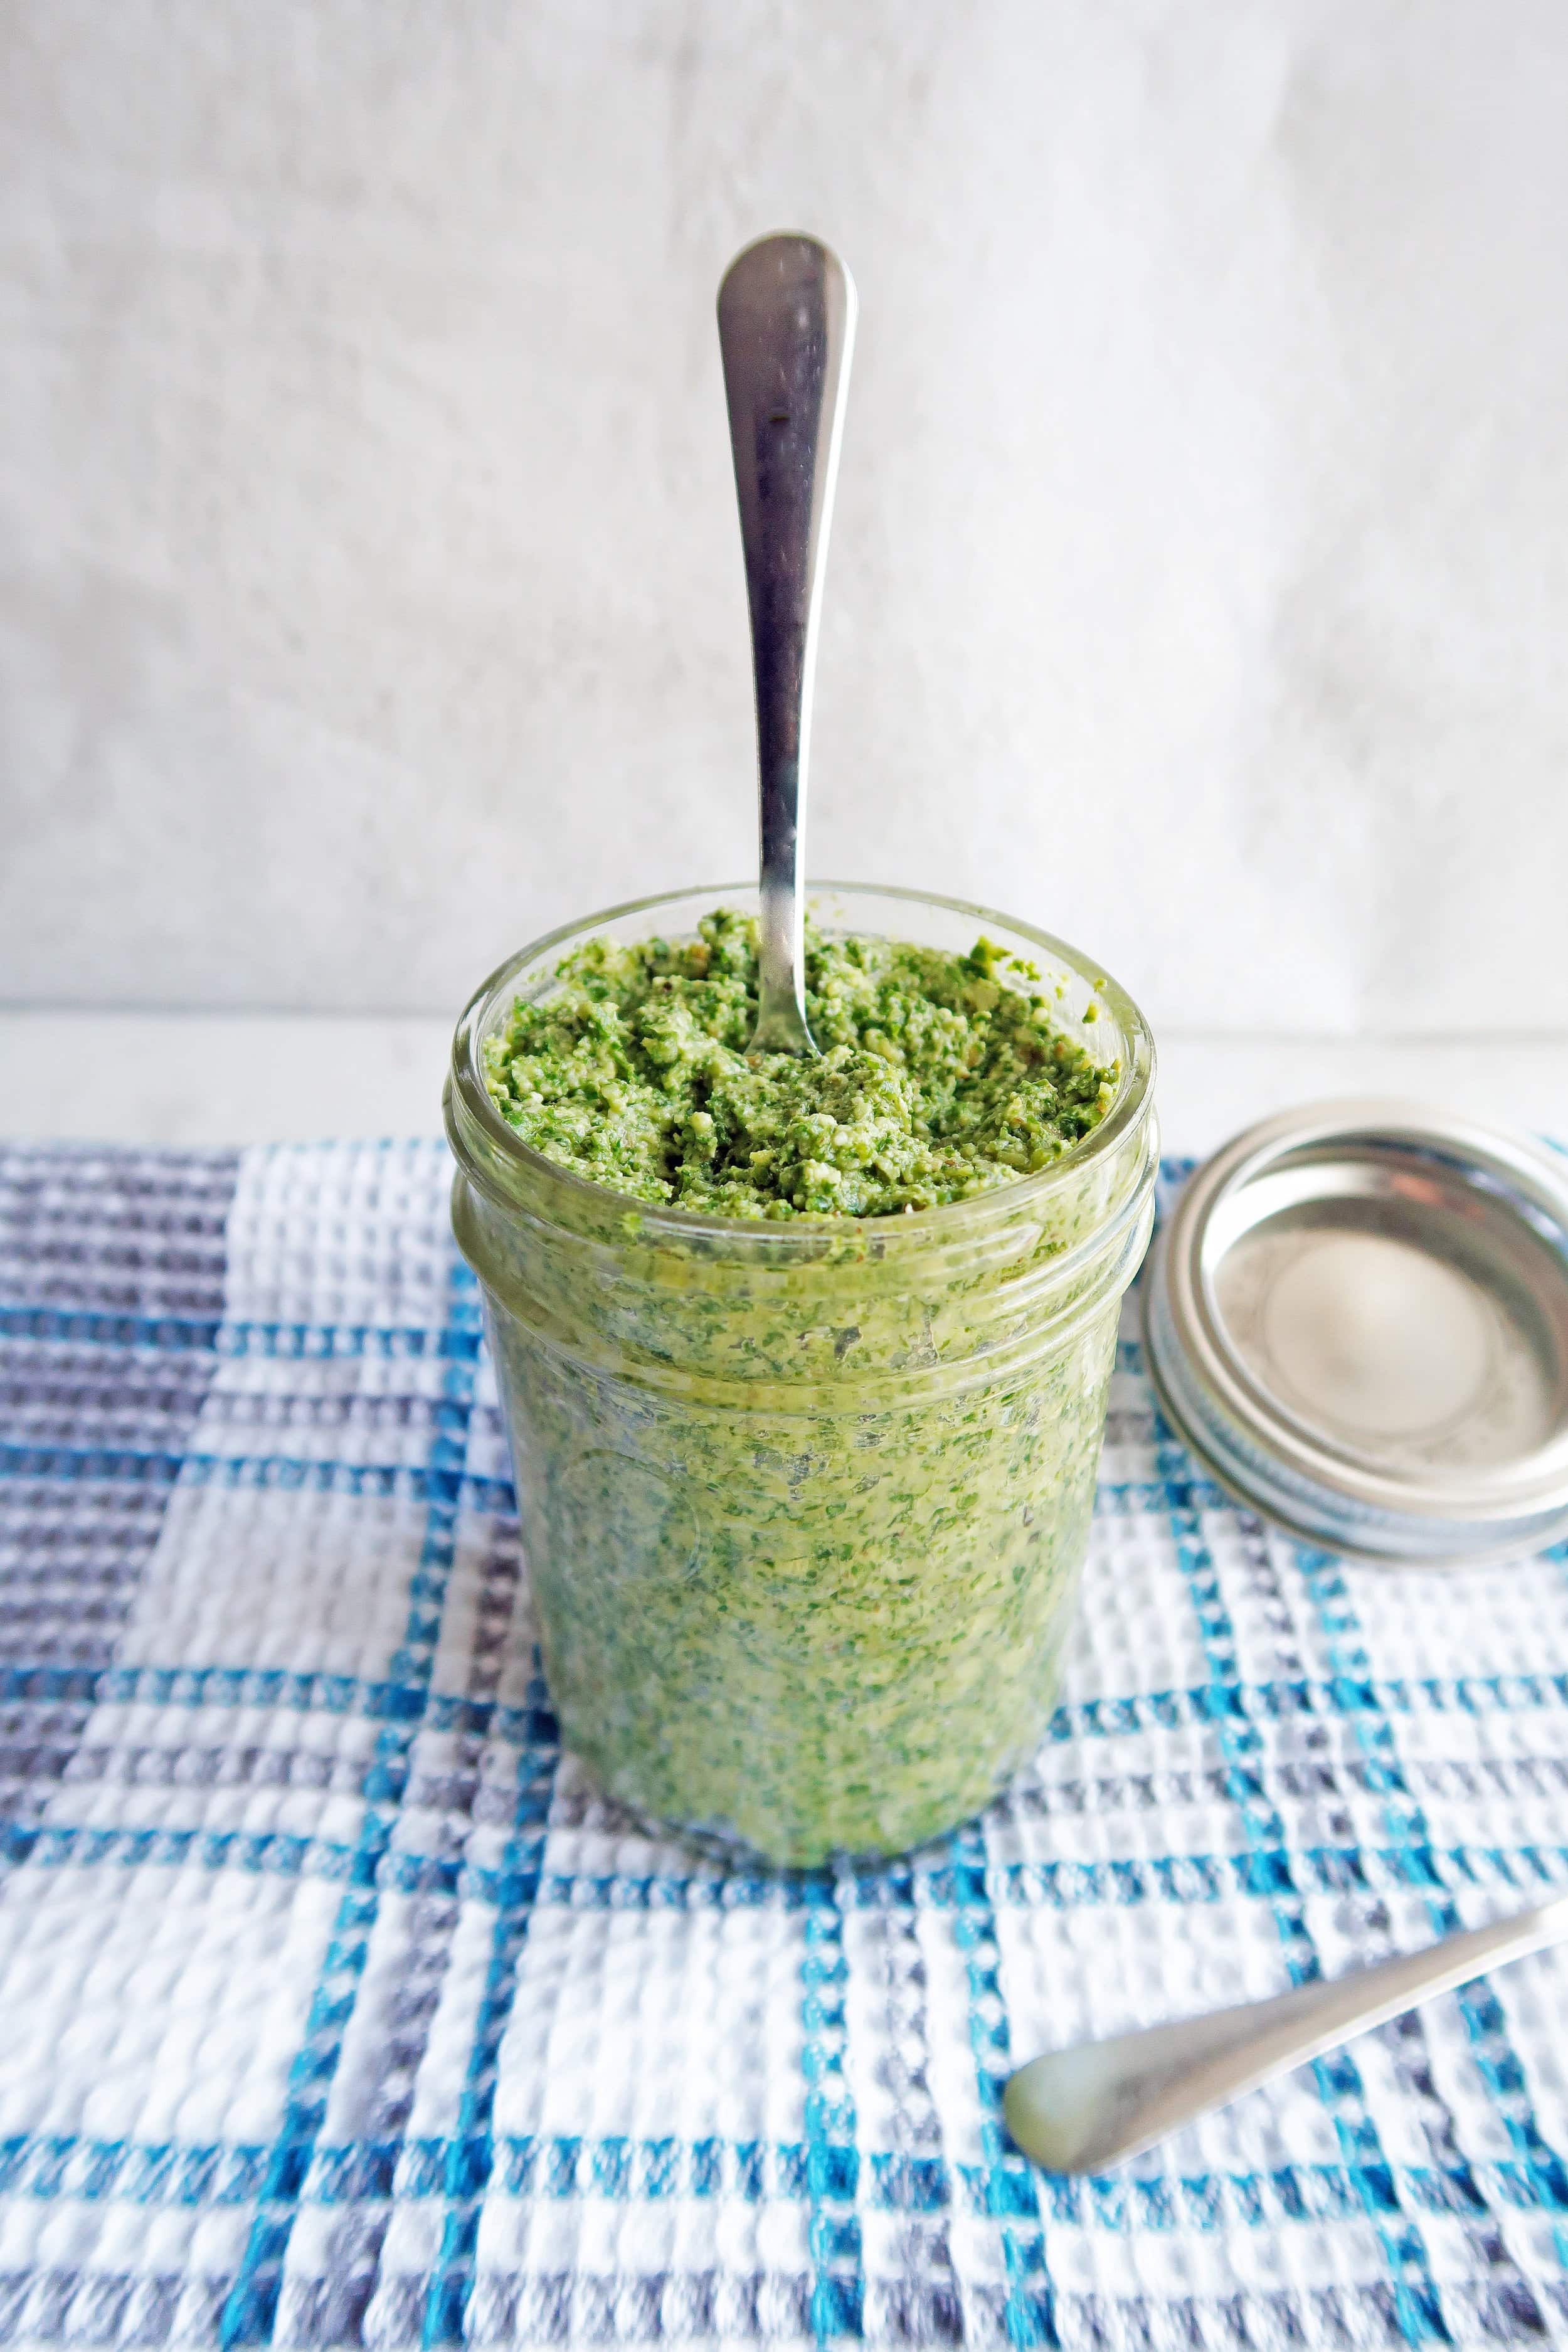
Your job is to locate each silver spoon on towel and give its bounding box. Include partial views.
[717,231,857,1056]
[1004,1893,1568,2173]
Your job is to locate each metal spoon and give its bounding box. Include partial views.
[1004,1893,1568,2174]
[717,232,857,1055]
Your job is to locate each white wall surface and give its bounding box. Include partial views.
[3,0,1565,1036]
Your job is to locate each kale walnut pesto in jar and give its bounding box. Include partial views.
[445,884,1156,1866]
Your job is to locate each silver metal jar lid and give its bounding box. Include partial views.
[1143,1099,1568,1567]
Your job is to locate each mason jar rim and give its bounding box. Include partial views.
[448,877,1156,1249]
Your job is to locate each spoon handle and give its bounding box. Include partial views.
[1004,1893,1568,2175]
[717,233,856,1054]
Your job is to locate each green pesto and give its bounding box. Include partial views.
[480,910,1116,1219]
[457,909,1146,1867]
[482,1297,1120,1865]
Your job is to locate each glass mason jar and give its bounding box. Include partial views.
[445,884,1156,1867]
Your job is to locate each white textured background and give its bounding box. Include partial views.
[3,0,1567,1045]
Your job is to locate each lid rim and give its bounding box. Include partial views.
[1143,1281,1568,1571]
[1155,1099,1568,1535]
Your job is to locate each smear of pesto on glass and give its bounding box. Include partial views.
[480,909,1116,1219]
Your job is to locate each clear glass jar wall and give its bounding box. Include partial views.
[445,884,1157,1866]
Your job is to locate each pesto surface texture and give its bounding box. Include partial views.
[458,909,1146,1866]
[481,911,1116,1218]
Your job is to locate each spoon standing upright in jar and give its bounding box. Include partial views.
[717,233,857,1056]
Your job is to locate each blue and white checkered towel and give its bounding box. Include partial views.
[4,1136,1568,2349]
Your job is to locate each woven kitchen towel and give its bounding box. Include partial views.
[4,1138,1568,2350]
